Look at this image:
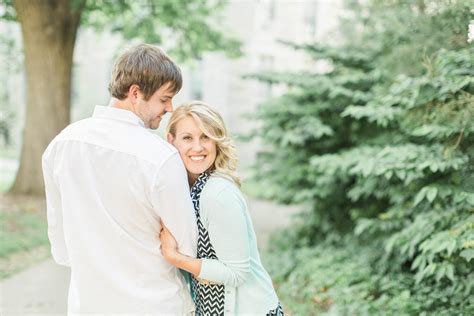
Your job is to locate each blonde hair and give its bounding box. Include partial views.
[166,101,241,187]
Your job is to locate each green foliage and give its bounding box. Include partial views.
[265,237,474,315]
[0,21,20,148]
[81,0,241,60]
[341,0,472,77]
[0,0,15,21]
[0,0,241,60]
[249,0,473,314]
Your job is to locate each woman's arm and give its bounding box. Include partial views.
[160,225,202,276]
[196,186,251,287]
[160,185,251,287]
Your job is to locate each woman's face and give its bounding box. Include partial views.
[168,115,217,183]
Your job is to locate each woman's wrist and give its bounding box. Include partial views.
[172,252,202,276]
[162,246,179,264]
[160,241,202,276]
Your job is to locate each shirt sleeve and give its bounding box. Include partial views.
[198,185,251,287]
[42,147,70,267]
[151,152,197,258]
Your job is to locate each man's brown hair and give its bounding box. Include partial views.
[108,44,182,100]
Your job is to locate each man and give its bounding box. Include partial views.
[42,44,197,315]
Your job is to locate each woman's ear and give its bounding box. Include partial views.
[167,133,174,144]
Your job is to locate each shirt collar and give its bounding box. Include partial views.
[92,105,145,128]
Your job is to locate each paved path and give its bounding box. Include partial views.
[0,198,299,315]
[0,259,70,316]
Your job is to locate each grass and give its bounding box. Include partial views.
[0,195,50,279]
[0,211,48,257]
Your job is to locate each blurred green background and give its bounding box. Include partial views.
[1,0,473,315]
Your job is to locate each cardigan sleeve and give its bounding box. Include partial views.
[198,185,251,287]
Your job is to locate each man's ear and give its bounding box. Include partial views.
[166,133,174,144]
[127,84,140,102]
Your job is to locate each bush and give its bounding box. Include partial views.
[250,1,473,314]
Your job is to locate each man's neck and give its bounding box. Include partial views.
[109,97,132,111]
[108,97,147,127]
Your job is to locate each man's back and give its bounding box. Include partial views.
[42,106,197,314]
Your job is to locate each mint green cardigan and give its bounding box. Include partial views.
[197,175,280,315]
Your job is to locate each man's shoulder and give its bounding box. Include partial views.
[54,118,94,139]
[139,132,178,160]
[112,129,179,168]
[147,132,177,153]
[44,118,92,150]
[45,118,179,167]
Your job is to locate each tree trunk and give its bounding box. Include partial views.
[10,0,83,195]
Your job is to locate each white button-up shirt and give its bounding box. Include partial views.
[42,106,197,315]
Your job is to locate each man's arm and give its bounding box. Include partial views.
[151,152,197,258]
[42,148,70,267]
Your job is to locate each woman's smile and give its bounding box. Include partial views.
[189,155,206,161]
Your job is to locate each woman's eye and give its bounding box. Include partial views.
[183,136,191,140]
[202,135,209,140]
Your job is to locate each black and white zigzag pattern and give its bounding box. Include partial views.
[266,302,285,316]
[190,172,225,315]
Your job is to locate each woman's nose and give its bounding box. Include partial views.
[192,140,204,152]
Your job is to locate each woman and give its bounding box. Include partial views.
[160,101,283,315]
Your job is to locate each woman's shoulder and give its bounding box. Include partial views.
[201,173,245,206]
[205,173,240,192]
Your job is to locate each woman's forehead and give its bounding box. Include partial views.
[176,116,202,134]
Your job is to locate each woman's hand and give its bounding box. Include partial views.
[159,222,178,263]
[158,220,203,276]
